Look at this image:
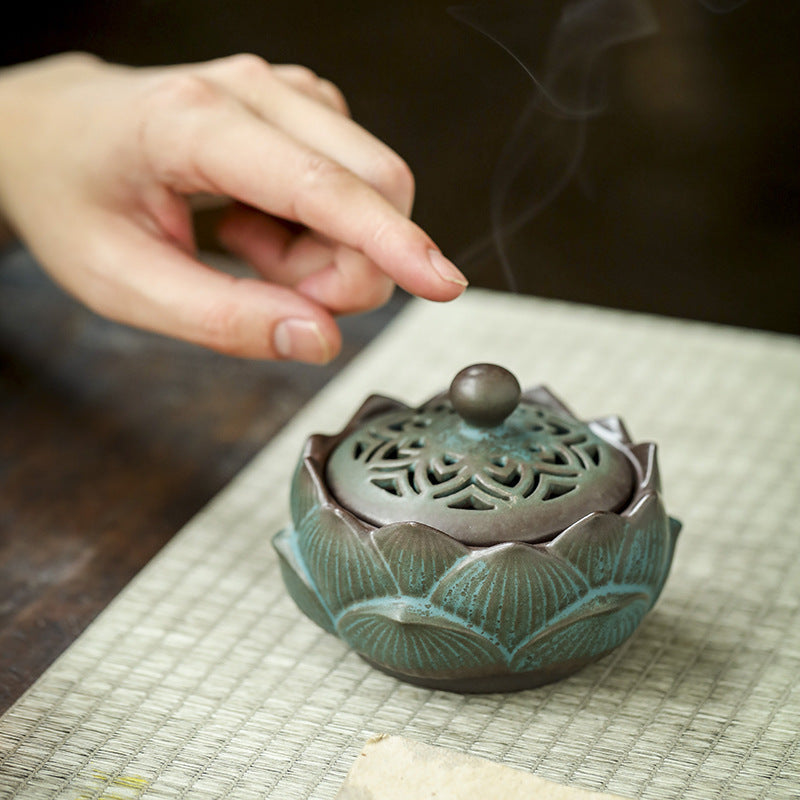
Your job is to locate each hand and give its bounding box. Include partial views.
[0,53,467,361]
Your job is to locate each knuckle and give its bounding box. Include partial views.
[285,65,320,90]
[224,52,273,81]
[370,153,415,210]
[301,153,347,188]
[292,64,319,87]
[319,79,349,113]
[291,153,347,219]
[143,74,221,112]
[56,51,101,69]
[367,218,394,252]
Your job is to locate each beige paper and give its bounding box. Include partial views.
[337,735,631,800]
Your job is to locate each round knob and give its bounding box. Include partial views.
[449,364,521,428]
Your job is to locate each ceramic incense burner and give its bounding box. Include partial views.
[273,364,680,692]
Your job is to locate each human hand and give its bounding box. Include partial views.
[0,53,467,361]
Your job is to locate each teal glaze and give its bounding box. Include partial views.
[272,382,681,692]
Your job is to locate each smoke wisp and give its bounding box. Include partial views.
[449,0,658,290]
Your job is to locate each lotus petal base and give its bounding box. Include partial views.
[272,371,681,693]
[273,502,680,692]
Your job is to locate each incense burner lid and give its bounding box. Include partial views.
[326,364,634,545]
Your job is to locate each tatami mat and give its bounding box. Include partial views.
[1,290,798,799]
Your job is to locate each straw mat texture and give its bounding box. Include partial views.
[1,290,798,799]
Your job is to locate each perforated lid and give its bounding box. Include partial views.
[325,364,635,545]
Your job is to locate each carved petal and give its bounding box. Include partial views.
[551,493,675,604]
[614,493,674,592]
[629,442,661,493]
[372,523,470,597]
[430,543,588,652]
[511,591,651,672]
[295,506,398,615]
[347,394,409,428]
[591,415,633,444]
[272,528,335,634]
[521,385,575,416]
[290,452,326,526]
[337,601,505,676]
[548,512,626,587]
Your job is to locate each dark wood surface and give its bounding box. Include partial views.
[0,246,406,715]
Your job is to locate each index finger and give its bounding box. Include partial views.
[138,78,468,301]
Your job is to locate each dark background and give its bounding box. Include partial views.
[2,0,798,333]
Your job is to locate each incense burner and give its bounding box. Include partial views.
[273,364,680,692]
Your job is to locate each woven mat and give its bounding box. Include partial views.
[1,290,798,799]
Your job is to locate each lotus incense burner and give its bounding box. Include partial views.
[273,364,680,692]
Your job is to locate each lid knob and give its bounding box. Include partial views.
[449,363,521,428]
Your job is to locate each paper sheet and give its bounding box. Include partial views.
[1,290,798,799]
[336,735,631,799]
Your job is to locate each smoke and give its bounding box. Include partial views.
[449,0,658,290]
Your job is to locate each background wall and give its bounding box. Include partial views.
[2,0,797,333]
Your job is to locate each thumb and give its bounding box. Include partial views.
[65,214,342,361]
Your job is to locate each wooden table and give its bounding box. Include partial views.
[0,246,404,715]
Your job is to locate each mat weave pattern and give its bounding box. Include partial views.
[1,291,798,799]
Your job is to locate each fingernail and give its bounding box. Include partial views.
[273,318,332,364]
[428,249,468,287]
